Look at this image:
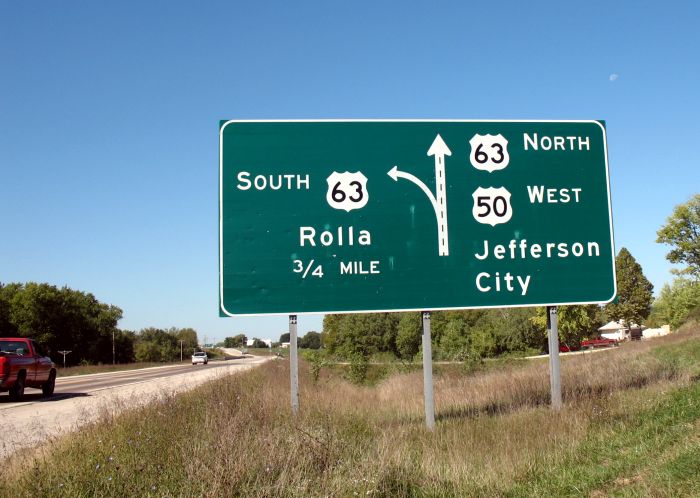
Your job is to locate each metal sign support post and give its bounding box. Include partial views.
[546,306,563,410]
[289,314,299,416]
[422,311,436,430]
[58,350,71,369]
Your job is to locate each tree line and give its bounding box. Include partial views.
[219,331,322,350]
[0,282,200,366]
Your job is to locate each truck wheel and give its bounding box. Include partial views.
[42,370,56,397]
[9,372,26,401]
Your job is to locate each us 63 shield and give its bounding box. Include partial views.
[326,171,369,212]
[469,134,510,172]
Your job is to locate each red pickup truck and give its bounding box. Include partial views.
[0,338,56,401]
[581,336,619,349]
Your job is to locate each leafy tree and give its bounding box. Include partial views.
[114,329,136,363]
[173,327,198,351]
[468,326,498,358]
[299,331,321,349]
[605,248,653,327]
[0,283,21,336]
[306,350,327,383]
[439,318,469,360]
[431,310,485,347]
[395,313,421,359]
[251,338,268,349]
[9,283,64,348]
[321,314,342,353]
[489,307,542,354]
[134,328,178,362]
[657,193,700,278]
[6,282,123,365]
[279,332,290,343]
[532,305,601,346]
[321,313,399,357]
[134,340,163,363]
[347,352,369,384]
[224,334,247,348]
[436,309,540,358]
[648,278,700,329]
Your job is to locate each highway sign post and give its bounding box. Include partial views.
[422,311,435,430]
[219,119,615,422]
[289,315,299,415]
[547,306,562,410]
[57,350,72,369]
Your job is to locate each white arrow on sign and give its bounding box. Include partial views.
[388,134,452,256]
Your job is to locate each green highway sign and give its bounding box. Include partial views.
[219,120,615,316]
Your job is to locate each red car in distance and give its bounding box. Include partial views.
[559,343,580,353]
[581,336,619,349]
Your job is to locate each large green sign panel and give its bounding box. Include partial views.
[219,120,615,316]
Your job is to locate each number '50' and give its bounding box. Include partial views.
[476,196,509,217]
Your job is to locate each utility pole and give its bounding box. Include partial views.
[112,329,116,365]
[180,340,184,362]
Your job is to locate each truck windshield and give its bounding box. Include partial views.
[0,341,27,354]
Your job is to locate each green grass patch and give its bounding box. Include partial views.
[650,334,700,380]
[507,381,700,497]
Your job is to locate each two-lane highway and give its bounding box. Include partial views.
[54,357,260,396]
[0,356,265,407]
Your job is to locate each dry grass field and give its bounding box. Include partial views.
[2,324,699,497]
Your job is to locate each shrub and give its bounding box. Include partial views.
[348,353,369,384]
[306,351,327,383]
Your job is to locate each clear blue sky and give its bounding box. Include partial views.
[2,1,698,343]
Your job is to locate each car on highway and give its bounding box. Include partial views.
[191,351,208,365]
[0,337,56,400]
